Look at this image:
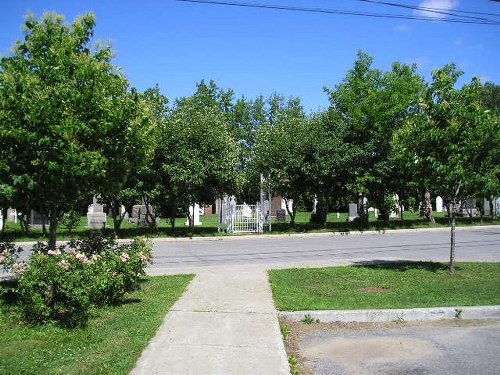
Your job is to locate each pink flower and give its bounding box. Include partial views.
[47,249,62,256]
[91,254,100,262]
[120,253,130,263]
[75,253,89,264]
[139,253,149,264]
[13,262,30,276]
[59,259,70,271]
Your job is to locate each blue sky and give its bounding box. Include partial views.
[1,0,499,112]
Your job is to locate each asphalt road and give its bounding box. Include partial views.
[300,320,500,375]
[149,226,500,273]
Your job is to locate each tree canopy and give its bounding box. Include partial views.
[0,12,143,247]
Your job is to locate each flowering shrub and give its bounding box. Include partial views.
[2,236,152,327]
[0,242,22,272]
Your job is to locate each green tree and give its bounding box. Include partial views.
[254,95,312,226]
[325,52,424,223]
[480,81,500,115]
[393,64,500,272]
[154,92,239,232]
[100,86,165,234]
[0,12,137,247]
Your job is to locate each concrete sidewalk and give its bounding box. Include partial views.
[130,267,290,375]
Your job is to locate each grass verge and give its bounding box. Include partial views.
[269,262,500,311]
[0,274,193,375]
[1,212,498,242]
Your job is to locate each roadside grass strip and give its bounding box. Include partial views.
[0,275,193,375]
[269,262,500,311]
[1,212,498,242]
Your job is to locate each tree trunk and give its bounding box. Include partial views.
[41,211,47,235]
[19,214,30,234]
[1,206,7,233]
[48,207,58,250]
[312,199,328,225]
[489,197,494,218]
[284,198,295,227]
[448,203,456,273]
[357,194,368,226]
[424,190,435,223]
[378,208,389,224]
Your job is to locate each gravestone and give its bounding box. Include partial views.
[459,199,477,217]
[185,203,202,226]
[0,209,3,230]
[276,208,286,222]
[348,203,359,222]
[7,207,17,223]
[130,204,156,226]
[87,201,106,229]
[30,210,48,228]
[484,198,491,216]
[389,194,401,220]
[436,196,443,213]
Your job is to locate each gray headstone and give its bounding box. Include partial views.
[276,209,286,222]
[484,198,491,216]
[130,204,156,227]
[88,203,104,213]
[30,210,48,226]
[87,212,106,229]
[348,203,359,222]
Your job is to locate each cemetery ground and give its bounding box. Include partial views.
[0,275,193,375]
[1,211,499,242]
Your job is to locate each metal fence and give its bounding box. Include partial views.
[232,204,259,233]
[217,196,270,234]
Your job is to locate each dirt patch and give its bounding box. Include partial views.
[279,318,500,375]
[303,337,437,373]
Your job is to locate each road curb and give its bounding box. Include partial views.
[9,224,500,246]
[279,305,500,323]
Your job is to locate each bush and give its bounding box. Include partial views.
[6,236,152,327]
[0,241,22,272]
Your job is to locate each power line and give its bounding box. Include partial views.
[176,0,500,25]
[355,0,500,21]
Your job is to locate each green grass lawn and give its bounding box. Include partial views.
[0,275,193,375]
[1,211,498,242]
[269,262,500,311]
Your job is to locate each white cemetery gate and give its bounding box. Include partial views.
[232,204,259,233]
[217,197,270,234]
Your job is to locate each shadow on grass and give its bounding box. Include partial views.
[0,278,19,308]
[1,215,497,241]
[351,260,455,273]
[272,215,498,234]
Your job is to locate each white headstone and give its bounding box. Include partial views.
[7,208,17,223]
[0,209,3,230]
[87,201,106,229]
[484,198,491,216]
[436,196,443,213]
[185,203,202,226]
